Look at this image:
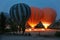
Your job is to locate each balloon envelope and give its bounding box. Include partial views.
[41,8,57,29]
[27,7,43,28]
[10,3,31,25]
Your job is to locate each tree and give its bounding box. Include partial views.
[0,14,1,27]
[49,20,60,29]
[7,18,18,32]
[0,12,7,33]
[54,20,60,29]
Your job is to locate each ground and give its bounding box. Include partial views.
[0,35,60,40]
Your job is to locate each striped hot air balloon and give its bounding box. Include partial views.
[10,3,31,25]
[41,8,57,29]
[27,7,43,29]
[9,3,31,33]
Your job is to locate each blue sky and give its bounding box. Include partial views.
[0,0,60,20]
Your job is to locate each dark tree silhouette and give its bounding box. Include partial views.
[0,12,6,33]
[7,18,18,32]
[0,14,1,29]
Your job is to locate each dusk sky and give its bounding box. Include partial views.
[0,0,60,20]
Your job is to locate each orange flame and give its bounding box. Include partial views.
[28,23,37,29]
[42,22,51,29]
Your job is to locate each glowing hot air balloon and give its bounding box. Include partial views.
[27,7,43,29]
[41,8,57,29]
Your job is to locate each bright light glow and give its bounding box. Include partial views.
[25,28,32,32]
[25,28,46,32]
[29,29,32,31]
[28,23,37,28]
[42,23,50,29]
[41,28,45,31]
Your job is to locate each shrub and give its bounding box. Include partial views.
[55,31,60,37]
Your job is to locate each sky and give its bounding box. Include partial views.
[0,0,60,20]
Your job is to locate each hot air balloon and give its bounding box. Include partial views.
[9,3,31,33]
[41,8,57,29]
[27,7,43,29]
